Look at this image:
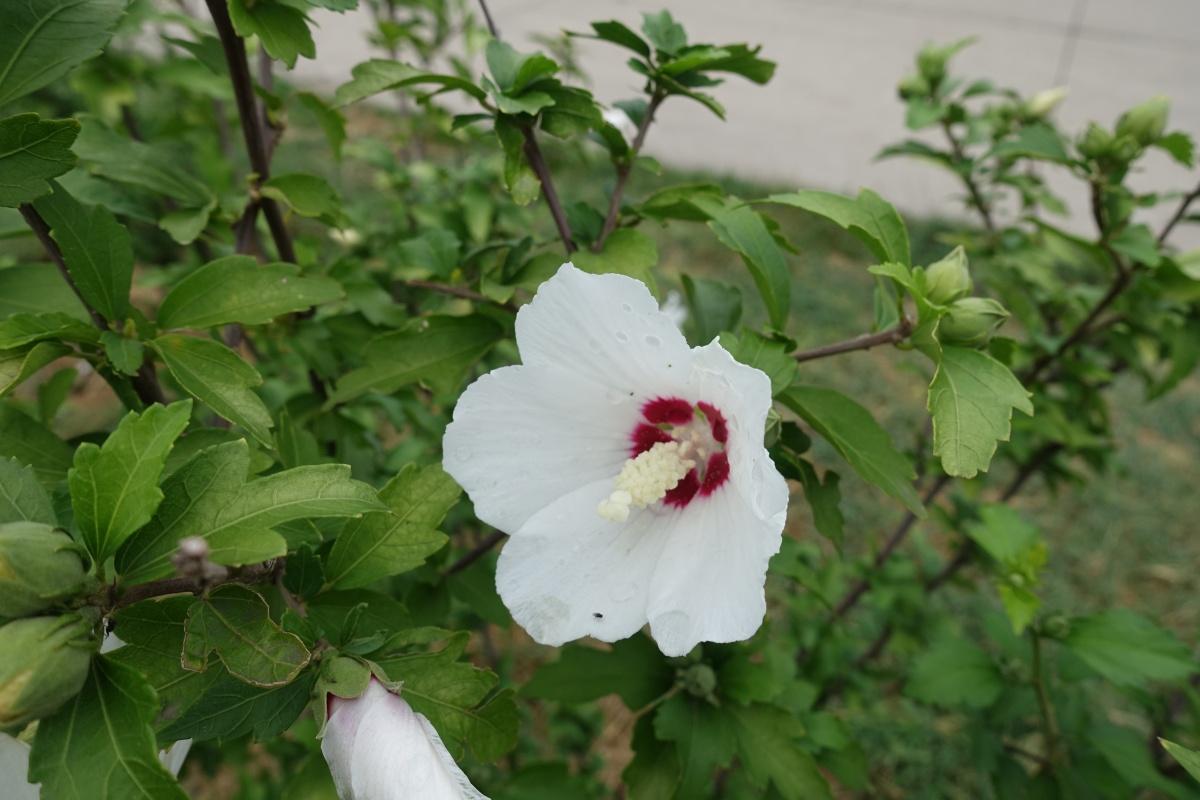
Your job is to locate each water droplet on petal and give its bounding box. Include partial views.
[610,582,637,602]
[621,303,633,313]
[644,334,661,347]
[615,330,630,343]
[455,447,471,461]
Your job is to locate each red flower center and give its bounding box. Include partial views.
[630,396,731,508]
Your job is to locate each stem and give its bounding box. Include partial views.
[942,118,996,233]
[794,319,913,364]
[523,134,576,254]
[407,279,516,310]
[443,531,505,578]
[596,91,666,250]
[1158,179,1200,246]
[475,0,500,38]
[110,559,281,611]
[204,0,296,264]
[1031,631,1066,766]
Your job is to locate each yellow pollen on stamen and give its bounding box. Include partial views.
[596,441,696,522]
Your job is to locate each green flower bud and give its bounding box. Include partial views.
[916,44,948,85]
[922,246,973,305]
[678,663,718,699]
[1115,94,1170,147]
[1022,87,1068,120]
[1077,123,1113,160]
[1038,613,1072,640]
[0,523,88,618]
[938,297,1010,346]
[897,73,930,101]
[0,612,97,728]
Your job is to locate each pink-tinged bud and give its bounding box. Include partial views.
[321,679,490,799]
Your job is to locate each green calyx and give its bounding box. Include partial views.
[0,611,98,729]
[0,522,89,619]
[938,297,1010,347]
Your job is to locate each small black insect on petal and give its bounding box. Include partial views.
[593,612,604,619]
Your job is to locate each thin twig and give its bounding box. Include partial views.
[204,0,296,264]
[443,531,505,578]
[1031,631,1067,767]
[1158,179,1200,246]
[408,279,516,310]
[596,91,666,250]
[523,134,577,254]
[942,118,996,233]
[475,0,500,38]
[794,319,913,364]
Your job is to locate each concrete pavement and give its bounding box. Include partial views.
[295,0,1200,244]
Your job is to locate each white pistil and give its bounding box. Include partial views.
[596,441,696,522]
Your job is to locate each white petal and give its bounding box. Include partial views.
[0,734,39,800]
[443,365,637,533]
[515,264,694,400]
[496,480,679,646]
[647,459,789,657]
[322,681,491,800]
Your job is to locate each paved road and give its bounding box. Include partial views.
[296,0,1200,245]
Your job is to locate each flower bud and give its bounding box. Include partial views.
[1022,87,1068,120]
[0,612,97,728]
[0,523,87,618]
[897,73,930,100]
[321,678,490,799]
[1038,613,1072,640]
[679,663,718,699]
[1077,122,1113,160]
[938,297,1010,346]
[1115,94,1170,147]
[922,246,973,305]
[916,44,949,85]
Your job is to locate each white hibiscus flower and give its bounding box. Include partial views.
[443,264,789,657]
[321,679,489,800]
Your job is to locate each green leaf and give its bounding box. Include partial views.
[183,585,310,687]
[100,331,144,376]
[986,123,1073,164]
[72,118,214,208]
[641,10,687,56]
[1088,725,1183,795]
[773,452,843,550]
[261,173,342,220]
[324,462,458,589]
[0,0,126,106]
[0,457,56,524]
[694,197,791,329]
[332,59,486,107]
[928,346,1033,478]
[70,401,192,563]
[1063,609,1195,688]
[157,256,343,329]
[0,404,73,486]
[0,312,98,349]
[116,440,384,584]
[965,504,1040,563]
[28,656,189,800]
[494,89,555,116]
[1161,739,1200,784]
[1153,131,1194,167]
[540,85,602,139]
[622,713,681,800]
[654,695,737,798]
[717,330,797,396]
[160,667,317,742]
[0,115,80,207]
[522,633,673,710]
[1110,223,1162,268]
[227,0,314,68]
[571,228,659,288]
[328,315,504,405]
[0,341,71,397]
[158,202,215,246]
[763,188,911,266]
[681,275,742,345]
[582,21,651,58]
[0,263,88,320]
[494,115,539,206]
[295,92,346,161]
[32,181,132,321]
[779,385,922,515]
[906,635,1004,709]
[373,631,518,762]
[727,702,833,800]
[152,334,273,448]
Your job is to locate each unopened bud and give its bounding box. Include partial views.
[1115,94,1170,147]
[897,73,930,101]
[1077,123,1113,160]
[1038,613,1072,640]
[0,523,87,618]
[678,663,718,699]
[923,246,973,305]
[1023,87,1068,120]
[0,612,97,728]
[938,297,1010,346]
[916,44,948,85]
